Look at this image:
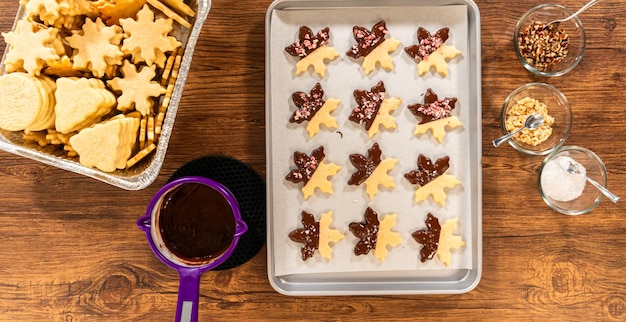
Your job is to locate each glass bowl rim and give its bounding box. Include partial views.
[499,82,572,156]
[537,145,608,215]
[514,3,587,77]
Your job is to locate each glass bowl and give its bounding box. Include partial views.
[499,83,572,155]
[514,4,586,77]
[538,146,609,215]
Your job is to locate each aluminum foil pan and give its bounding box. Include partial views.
[0,0,211,190]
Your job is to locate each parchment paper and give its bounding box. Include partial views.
[268,5,473,276]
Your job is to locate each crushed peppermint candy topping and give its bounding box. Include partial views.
[349,81,386,130]
[289,83,326,123]
[285,26,331,59]
[285,146,325,185]
[405,27,450,61]
[407,88,457,124]
[347,20,389,59]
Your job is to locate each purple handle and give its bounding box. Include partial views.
[175,268,203,322]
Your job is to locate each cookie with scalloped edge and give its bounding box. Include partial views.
[407,88,463,143]
[107,60,166,116]
[404,154,460,206]
[285,26,339,78]
[347,20,401,75]
[405,27,461,77]
[288,210,345,261]
[289,82,340,137]
[285,146,341,200]
[349,81,401,138]
[119,4,182,68]
[348,143,397,199]
[1,19,61,76]
[349,207,403,262]
[66,17,124,78]
[412,213,465,266]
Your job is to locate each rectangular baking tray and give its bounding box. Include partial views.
[0,0,211,190]
[265,0,482,295]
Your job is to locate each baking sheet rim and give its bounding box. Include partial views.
[265,0,482,295]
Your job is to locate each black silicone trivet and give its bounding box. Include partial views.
[169,156,266,270]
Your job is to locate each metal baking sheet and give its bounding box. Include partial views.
[265,0,482,295]
[0,0,211,190]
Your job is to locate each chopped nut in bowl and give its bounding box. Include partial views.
[514,4,586,77]
[499,83,572,155]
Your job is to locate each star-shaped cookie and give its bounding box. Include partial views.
[285,146,341,200]
[407,88,463,143]
[285,26,339,78]
[404,154,460,206]
[405,27,461,77]
[349,207,402,261]
[289,83,340,137]
[349,81,401,138]
[107,60,166,115]
[347,20,401,75]
[288,210,345,261]
[348,143,397,199]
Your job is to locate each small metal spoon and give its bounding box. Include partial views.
[493,113,544,147]
[543,0,601,29]
[565,160,620,203]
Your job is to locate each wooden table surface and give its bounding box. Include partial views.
[1,0,625,321]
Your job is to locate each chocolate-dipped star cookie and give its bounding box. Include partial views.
[285,26,339,77]
[289,210,345,261]
[285,146,341,200]
[407,88,462,143]
[404,154,460,205]
[348,143,397,199]
[404,26,461,76]
[349,81,401,138]
[346,20,401,75]
[349,207,402,261]
[290,83,340,137]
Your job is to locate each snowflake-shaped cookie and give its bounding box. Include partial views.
[66,17,124,78]
[405,27,461,77]
[285,146,341,200]
[1,20,61,76]
[107,60,166,115]
[412,213,465,266]
[349,81,401,138]
[408,88,463,143]
[289,83,340,137]
[288,210,345,261]
[347,20,401,75]
[348,143,397,199]
[119,4,182,67]
[404,154,460,206]
[285,26,339,78]
[349,207,402,261]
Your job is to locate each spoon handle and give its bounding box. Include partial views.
[570,0,601,20]
[492,127,522,147]
[586,176,620,203]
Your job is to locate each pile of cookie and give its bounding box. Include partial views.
[0,0,195,172]
[284,21,466,266]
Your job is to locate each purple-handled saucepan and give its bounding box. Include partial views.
[137,176,248,322]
